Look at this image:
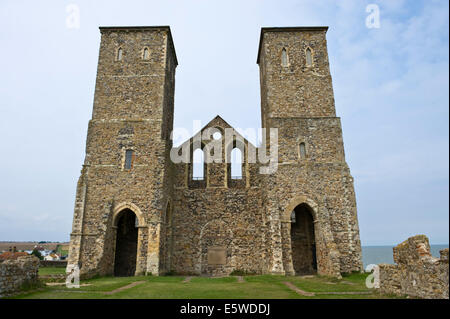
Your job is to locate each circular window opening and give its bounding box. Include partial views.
[213,132,222,140]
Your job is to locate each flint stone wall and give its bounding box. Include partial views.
[379,235,449,299]
[0,256,39,298]
[258,28,362,275]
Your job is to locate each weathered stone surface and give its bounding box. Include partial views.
[0,256,39,298]
[379,235,449,299]
[257,27,362,276]
[67,26,176,278]
[67,26,363,278]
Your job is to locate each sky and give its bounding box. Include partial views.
[0,0,448,245]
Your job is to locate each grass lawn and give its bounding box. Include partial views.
[8,272,402,299]
[38,267,67,276]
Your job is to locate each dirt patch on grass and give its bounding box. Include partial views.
[283,281,315,296]
[183,276,192,283]
[103,281,146,295]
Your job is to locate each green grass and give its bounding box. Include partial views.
[38,267,67,276]
[287,273,370,293]
[9,273,402,299]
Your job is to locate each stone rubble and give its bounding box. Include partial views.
[379,235,449,299]
[0,255,39,298]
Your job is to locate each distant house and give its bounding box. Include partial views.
[55,244,69,258]
[43,253,60,261]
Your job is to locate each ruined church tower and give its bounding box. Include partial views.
[68,27,176,277]
[258,27,362,276]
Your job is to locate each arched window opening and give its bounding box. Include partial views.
[231,148,242,179]
[193,148,204,180]
[124,149,134,169]
[299,143,306,159]
[281,48,288,67]
[306,48,312,66]
[117,47,123,61]
[143,47,150,60]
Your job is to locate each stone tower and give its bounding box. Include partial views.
[67,26,363,278]
[257,27,362,276]
[68,26,177,277]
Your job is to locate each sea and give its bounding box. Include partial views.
[361,244,448,269]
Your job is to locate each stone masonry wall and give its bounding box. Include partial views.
[379,235,449,299]
[68,27,176,278]
[0,256,39,298]
[258,27,362,275]
[171,117,266,276]
[258,28,336,129]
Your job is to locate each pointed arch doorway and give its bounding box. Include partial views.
[113,209,138,276]
[290,203,317,275]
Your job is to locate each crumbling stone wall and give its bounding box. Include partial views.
[379,235,449,299]
[0,256,39,298]
[171,117,266,276]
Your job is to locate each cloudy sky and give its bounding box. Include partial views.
[0,0,448,245]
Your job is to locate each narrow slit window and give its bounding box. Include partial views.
[306,48,312,66]
[117,47,123,61]
[193,148,204,180]
[281,48,288,67]
[231,148,242,179]
[125,150,133,169]
[143,48,150,60]
[299,143,306,159]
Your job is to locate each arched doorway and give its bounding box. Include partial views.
[114,209,138,276]
[290,203,317,275]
